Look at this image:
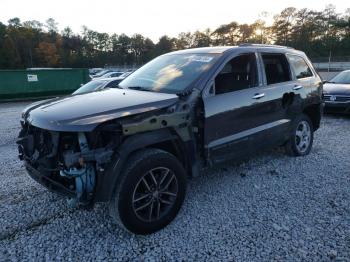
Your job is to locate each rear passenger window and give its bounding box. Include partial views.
[262,54,291,85]
[287,55,313,79]
[215,53,258,95]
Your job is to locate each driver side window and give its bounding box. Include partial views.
[214,53,258,95]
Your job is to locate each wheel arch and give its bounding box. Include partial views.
[94,128,193,202]
[302,103,322,131]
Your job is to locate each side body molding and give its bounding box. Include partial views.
[207,119,291,149]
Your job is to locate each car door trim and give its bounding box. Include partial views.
[207,119,290,149]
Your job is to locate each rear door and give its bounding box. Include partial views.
[286,54,321,107]
[253,52,296,147]
[286,54,313,91]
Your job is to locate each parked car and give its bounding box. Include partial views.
[95,71,124,79]
[119,70,135,78]
[323,70,350,114]
[73,77,123,94]
[17,45,323,235]
[91,69,114,78]
[89,68,104,75]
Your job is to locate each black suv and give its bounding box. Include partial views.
[17,44,323,234]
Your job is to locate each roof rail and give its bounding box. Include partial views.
[238,43,294,49]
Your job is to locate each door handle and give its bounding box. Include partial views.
[293,85,303,91]
[252,93,265,99]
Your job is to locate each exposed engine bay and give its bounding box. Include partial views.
[17,121,121,206]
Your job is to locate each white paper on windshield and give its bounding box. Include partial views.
[189,56,213,63]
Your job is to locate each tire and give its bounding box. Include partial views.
[285,114,314,156]
[109,148,187,235]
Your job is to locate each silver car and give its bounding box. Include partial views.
[323,70,350,114]
[73,77,123,94]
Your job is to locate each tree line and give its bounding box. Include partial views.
[0,5,349,69]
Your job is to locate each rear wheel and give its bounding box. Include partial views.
[109,148,187,235]
[285,114,314,156]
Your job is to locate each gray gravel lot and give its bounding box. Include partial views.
[0,101,349,261]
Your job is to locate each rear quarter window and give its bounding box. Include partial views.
[287,55,313,79]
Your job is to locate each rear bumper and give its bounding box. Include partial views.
[24,162,76,198]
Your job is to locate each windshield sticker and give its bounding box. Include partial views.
[189,56,213,63]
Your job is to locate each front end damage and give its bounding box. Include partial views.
[17,101,194,206]
[17,121,121,206]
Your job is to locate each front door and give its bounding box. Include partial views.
[203,53,262,164]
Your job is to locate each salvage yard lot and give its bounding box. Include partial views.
[0,102,349,261]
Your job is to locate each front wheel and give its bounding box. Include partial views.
[285,114,314,156]
[109,148,187,235]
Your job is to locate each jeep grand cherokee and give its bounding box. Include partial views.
[17,44,323,234]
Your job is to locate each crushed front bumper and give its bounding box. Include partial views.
[24,161,76,198]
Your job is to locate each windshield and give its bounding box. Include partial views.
[119,53,219,93]
[330,71,350,84]
[73,80,107,94]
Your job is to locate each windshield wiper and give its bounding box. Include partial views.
[126,86,152,92]
[110,85,124,89]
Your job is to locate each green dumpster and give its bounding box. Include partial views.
[0,68,90,101]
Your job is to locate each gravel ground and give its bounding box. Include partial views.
[0,101,349,261]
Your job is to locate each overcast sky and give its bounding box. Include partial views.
[1,0,349,42]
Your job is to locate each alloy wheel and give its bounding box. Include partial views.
[132,167,178,222]
[295,120,311,153]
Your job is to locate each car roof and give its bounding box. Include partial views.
[168,44,304,55]
[169,46,233,54]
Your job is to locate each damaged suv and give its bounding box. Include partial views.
[17,45,323,234]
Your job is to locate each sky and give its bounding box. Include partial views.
[1,0,349,42]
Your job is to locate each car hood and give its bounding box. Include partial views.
[24,89,178,132]
[323,83,350,95]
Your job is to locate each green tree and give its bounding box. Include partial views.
[272,7,297,45]
[1,6,350,69]
[212,22,240,45]
[154,35,175,56]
